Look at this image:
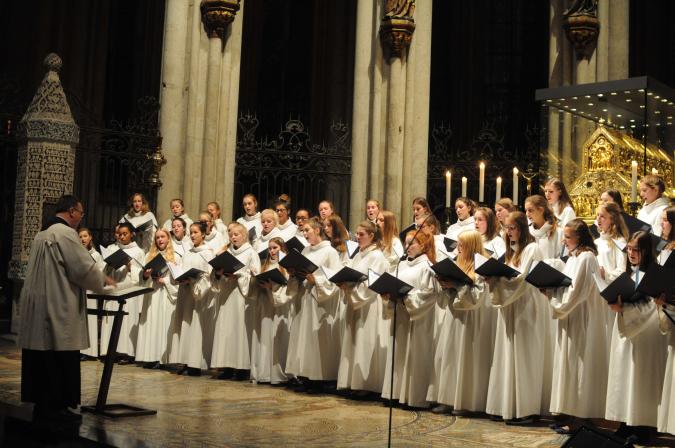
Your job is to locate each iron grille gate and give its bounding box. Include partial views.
[234,114,352,225]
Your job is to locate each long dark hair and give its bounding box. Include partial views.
[626,230,656,272]
[504,211,534,267]
[565,219,597,255]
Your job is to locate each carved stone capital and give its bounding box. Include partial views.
[379,16,416,61]
[200,0,241,41]
[563,0,600,60]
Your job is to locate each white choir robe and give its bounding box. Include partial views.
[486,243,552,419]
[205,229,227,253]
[433,234,451,263]
[277,219,298,242]
[381,254,442,408]
[120,211,158,253]
[210,242,260,370]
[445,216,475,241]
[337,246,390,393]
[285,240,342,380]
[162,213,193,232]
[530,222,564,260]
[595,234,627,341]
[253,227,282,255]
[171,235,193,259]
[547,252,609,418]
[658,248,672,267]
[605,273,668,427]
[214,218,227,236]
[237,212,263,238]
[250,262,293,383]
[81,248,106,357]
[333,249,351,362]
[175,244,215,369]
[135,251,179,363]
[100,241,145,357]
[552,203,576,228]
[658,303,675,435]
[427,277,495,412]
[484,235,506,260]
[382,238,405,273]
[637,197,669,237]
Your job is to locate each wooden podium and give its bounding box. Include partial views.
[81,286,155,418]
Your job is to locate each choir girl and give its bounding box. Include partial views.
[274,199,297,241]
[100,223,145,359]
[381,231,441,409]
[170,217,193,257]
[656,287,675,437]
[637,175,669,236]
[495,198,517,238]
[253,209,282,254]
[429,230,494,415]
[252,237,292,384]
[78,228,105,359]
[474,207,506,258]
[484,211,551,424]
[337,220,390,395]
[175,222,215,375]
[162,198,193,231]
[545,219,609,433]
[605,231,668,443]
[544,178,576,226]
[376,210,404,269]
[120,193,158,253]
[446,197,476,240]
[365,199,381,225]
[294,209,311,239]
[412,197,432,227]
[285,217,342,390]
[420,214,449,261]
[595,203,629,284]
[207,201,227,235]
[324,215,351,264]
[135,229,179,367]
[211,222,260,380]
[199,211,227,252]
[600,189,624,210]
[237,193,263,237]
[318,200,336,223]
[525,195,563,260]
[659,206,674,265]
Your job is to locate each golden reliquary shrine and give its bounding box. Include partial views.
[569,126,673,218]
[536,76,675,220]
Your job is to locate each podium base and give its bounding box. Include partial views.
[80,403,157,418]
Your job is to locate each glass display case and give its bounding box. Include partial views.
[536,76,674,219]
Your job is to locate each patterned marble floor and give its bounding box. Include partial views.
[0,338,641,447]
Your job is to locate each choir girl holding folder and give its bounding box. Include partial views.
[253,209,282,254]
[337,221,390,395]
[484,211,551,424]
[174,222,215,375]
[377,210,404,270]
[236,194,263,237]
[429,230,494,415]
[525,195,563,260]
[637,175,670,237]
[120,193,158,253]
[162,198,193,231]
[545,219,609,432]
[380,231,441,409]
[284,217,342,390]
[78,228,105,359]
[544,178,576,227]
[210,222,260,380]
[605,231,667,443]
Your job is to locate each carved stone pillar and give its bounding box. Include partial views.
[8,53,79,332]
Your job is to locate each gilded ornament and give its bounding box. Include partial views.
[562,0,599,60]
[380,0,416,61]
[200,0,241,42]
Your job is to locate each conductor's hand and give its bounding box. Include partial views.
[610,295,623,313]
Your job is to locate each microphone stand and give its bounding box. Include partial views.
[387,211,438,447]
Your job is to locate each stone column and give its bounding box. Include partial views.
[157,0,243,221]
[8,53,79,332]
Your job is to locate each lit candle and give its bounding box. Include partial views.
[652,167,658,175]
[445,171,452,207]
[461,177,467,197]
[512,168,519,205]
[479,162,485,203]
[631,161,638,202]
[496,177,502,202]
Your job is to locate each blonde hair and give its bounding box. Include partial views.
[456,230,488,282]
[525,194,558,239]
[127,193,151,215]
[640,174,666,196]
[147,228,176,264]
[260,208,278,225]
[597,202,628,240]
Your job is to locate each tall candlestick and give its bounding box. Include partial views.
[631,161,638,202]
[461,177,467,197]
[445,171,452,207]
[496,177,502,202]
[479,162,485,203]
[512,168,519,205]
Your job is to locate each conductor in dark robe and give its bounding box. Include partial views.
[18,194,112,421]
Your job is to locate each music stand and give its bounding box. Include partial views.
[81,286,155,418]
